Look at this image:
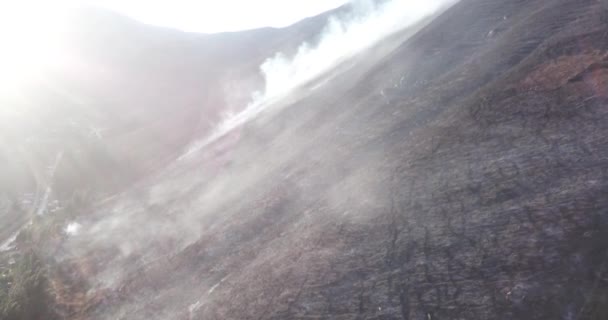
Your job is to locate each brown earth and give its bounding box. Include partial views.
[4,0,608,319]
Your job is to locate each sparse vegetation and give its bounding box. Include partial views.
[0,250,56,320]
[0,201,82,320]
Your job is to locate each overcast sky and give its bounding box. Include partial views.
[87,0,349,33]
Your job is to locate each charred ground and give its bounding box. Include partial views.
[2,0,608,319]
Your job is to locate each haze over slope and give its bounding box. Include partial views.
[2,0,608,319]
[184,0,455,156]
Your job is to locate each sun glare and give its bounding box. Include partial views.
[0,2,69,93]
[88,0,348,33]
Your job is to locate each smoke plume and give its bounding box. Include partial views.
[181,0,457,158]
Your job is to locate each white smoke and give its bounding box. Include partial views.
[260,0,455,101]
[64,222,82,236]
[181,0,456,158]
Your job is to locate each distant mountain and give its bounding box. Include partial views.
[0,4,342,200]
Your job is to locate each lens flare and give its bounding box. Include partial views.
[0,2,69,94]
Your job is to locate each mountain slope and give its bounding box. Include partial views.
[0,4,345,246]
[4,0,608,319]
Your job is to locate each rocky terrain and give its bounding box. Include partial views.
[2,0,608,319]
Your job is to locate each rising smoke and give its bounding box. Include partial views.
[182,0,457,158]
[72,0,459,289]
[259,0,455,101]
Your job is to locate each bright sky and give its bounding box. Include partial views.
[88,0,349,33]
[0,0,349,93]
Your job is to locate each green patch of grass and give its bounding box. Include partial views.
[0,250,56,320]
